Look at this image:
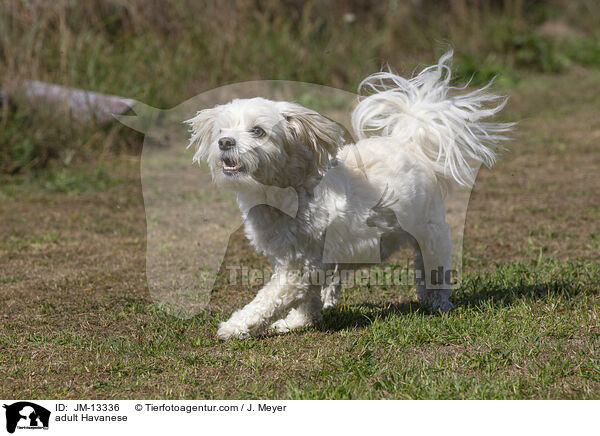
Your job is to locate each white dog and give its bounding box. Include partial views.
[187,52,511,339]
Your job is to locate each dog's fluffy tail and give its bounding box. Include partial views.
[351,51,513,187]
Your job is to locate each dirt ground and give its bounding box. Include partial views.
[0,70,599,398]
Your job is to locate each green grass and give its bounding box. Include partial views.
[1,0,599,400]
[1,67,599,400]
[2,1,600,173]
[1,259,598,399]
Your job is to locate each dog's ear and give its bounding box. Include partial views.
[186,106,220,164]
[278,102,344,168]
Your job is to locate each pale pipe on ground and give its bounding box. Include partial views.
[1,80,135,122]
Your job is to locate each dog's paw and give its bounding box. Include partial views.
[418,289,454,313]
[270,319,292,333]
[216,321,251,340]
[322,299,337,310]
[270,309,317,333]
[321,284,339,309]
[270,318,313,333]
[431,300,454,313]
[426,295,454,313]
[439,300,454,313]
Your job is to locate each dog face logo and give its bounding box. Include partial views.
[115,81,364,318]
[116,72,498,320]
[3,402,50,433]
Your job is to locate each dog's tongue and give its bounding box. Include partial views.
[223,157,240,171]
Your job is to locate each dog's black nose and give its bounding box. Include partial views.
[218,137,236,150]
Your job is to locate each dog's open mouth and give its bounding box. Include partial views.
[222,157,245,174]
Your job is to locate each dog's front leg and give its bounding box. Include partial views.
[217,271,310,340]
[270,290,323,333]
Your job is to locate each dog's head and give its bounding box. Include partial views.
[187,97,343,189]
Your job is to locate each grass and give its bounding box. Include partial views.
[2,1,600,173]
[0,1,599,399]
[1,258,598,399]
[1,67,599,399]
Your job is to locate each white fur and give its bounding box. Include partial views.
[187,52,511,339]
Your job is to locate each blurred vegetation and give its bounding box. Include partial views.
[0,0,599,174]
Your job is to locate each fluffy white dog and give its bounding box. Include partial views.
[187,52,511,339]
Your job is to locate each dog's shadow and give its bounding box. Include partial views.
[312,278,586,333]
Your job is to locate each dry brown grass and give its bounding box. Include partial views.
[1,0,599,399]
[1,69,598,399]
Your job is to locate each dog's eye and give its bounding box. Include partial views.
[250,126,266,138]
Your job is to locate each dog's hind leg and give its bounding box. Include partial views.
[413,222,453,312]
